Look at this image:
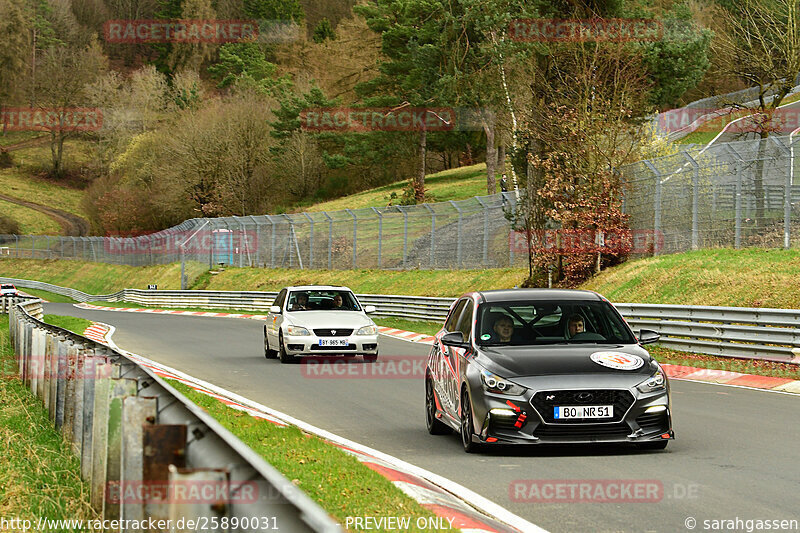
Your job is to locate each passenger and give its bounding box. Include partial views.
[567,314,585,338]
[492,315,514,343]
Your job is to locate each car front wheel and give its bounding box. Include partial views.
[460,389,481,453]
[264,327,277,359]
[278,331,296,364]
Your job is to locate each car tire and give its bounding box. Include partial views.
[363,353,378,363]
[426,378,451,435]
[460,389,481,453]
[278,331,296,364]
[637,440,669,451]
[264,326,277,359]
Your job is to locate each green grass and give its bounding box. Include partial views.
[0,165,86,218]
[301,163,489,213]
[648,345,800,380]
[167,380,454,532]
[582,248,800,309]
[0,131,45,147]
[17,288,78,303]
[85,300,262,315]
[0,259,208,294]
[0,315,98,523]
[373,317,442,336]
[42,314,93,335]
[0,198,62,234]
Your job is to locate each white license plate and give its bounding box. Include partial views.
[318,339,349,347]
[554,405,613,419]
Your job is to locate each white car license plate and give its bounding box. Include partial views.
[319,339,349,347]
[554,405,613,419]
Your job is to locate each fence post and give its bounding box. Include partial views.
[644,161,662,255]
[449,201,463,268]
[771,137,792,249]
[475,197,489,266]
[268,215,276,268]
[249,215,261,267]
[303,212,314,268]
[682,151,700,250]
[323,211,333,269]
[398,206,408,268]
[726,145,745,249]
[346,208,357,269]
[424,204,435,268]
[371,207,383,269]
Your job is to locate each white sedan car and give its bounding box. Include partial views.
[263,286,380,363]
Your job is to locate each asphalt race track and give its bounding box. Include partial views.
[47,303,800,533]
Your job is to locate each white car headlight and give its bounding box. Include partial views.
[356,325,378,336]
[636,368,666,393]
[480,370,527,396]
[286,325,310,336]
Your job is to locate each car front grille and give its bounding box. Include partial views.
[531,389,634,424]
[533,421,632,440]
[314,329,354,337]
[635,411,670,434]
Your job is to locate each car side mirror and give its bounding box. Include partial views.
[364,305,376,314]
[269,305,281,314]
[441,331,470,349]
[638,329,660,345]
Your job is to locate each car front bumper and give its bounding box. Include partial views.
[282,333,380,356]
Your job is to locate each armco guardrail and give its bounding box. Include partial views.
[2,277,799,363]
[3,298,341,532]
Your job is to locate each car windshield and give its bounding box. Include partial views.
[1,285,14,290]
[476,300,635,346]
[287,290,361,311]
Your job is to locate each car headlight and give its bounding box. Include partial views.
[286,325,310,336]
[480,370,527,396]
[636,368,666,393]
[356,325,378,336]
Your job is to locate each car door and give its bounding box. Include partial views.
[267,289,287,343]
[430,298,467,420]
[452,299,475,419]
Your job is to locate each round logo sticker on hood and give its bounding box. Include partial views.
[590,352,644,371]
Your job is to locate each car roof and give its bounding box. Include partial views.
[287,285,353,291]
[475,288,604,303]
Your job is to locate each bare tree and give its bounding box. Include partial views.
[713,0,800,227]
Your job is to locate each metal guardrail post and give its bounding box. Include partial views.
[120,396,158,522]
[644,161,662,255]
[106,376,138,522]
[91,361,115,511]
[682,151,700,250]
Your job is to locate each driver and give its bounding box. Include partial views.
[332,294,344,309]
[567,314,585,338]
[492,315,514,343]
[291,293,309,311]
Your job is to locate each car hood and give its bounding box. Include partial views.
[284,311,372,329]
[475,344,655,384]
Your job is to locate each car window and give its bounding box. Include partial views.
[476,300,635,346]
[444,299,467,332]
[455,300,474,340]
[287,290,361,311]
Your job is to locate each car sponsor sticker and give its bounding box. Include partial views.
[590,351,644,371]
[480,334,491,341]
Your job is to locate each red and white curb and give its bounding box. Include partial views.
[83,322,112,344]
[76,303,269,320]
[94,328,543,533]
[76,303,438,345]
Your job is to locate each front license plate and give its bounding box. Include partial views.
[319,339,349,347]
[554,405,613,419]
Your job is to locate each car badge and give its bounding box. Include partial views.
[331,330,336,335]
[590,351,644,371]
[546,395,555,400]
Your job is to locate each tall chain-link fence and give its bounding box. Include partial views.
[2,135,799,270]
[622,134,800,254]
[0,192,525,269]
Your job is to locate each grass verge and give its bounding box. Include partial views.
[0,199,61,234]
[373,317,442,336]
[42,314,93,335]
[21,288,79,303]
[167,379,454,532]
[648,346,800,380]
[0,315,98,524]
